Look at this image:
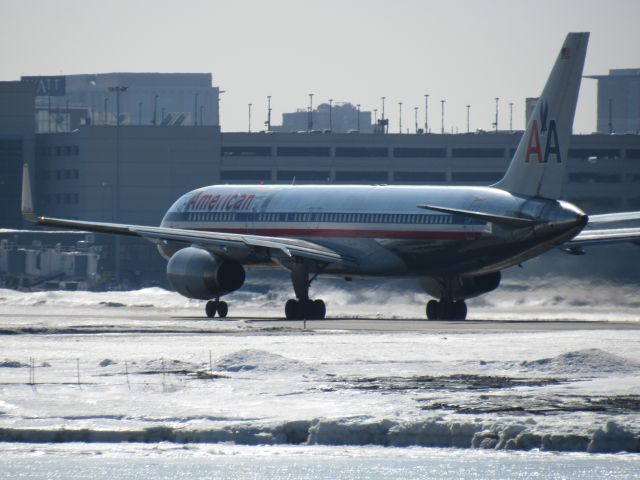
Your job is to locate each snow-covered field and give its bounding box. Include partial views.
[0,279,639,477]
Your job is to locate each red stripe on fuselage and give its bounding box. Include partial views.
[189,227,482,240]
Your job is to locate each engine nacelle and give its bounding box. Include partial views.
[166,247,245,300]
[420,271,501,301]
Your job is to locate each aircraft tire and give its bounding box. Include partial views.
[217,301,228,318]
[313,299,326,320]
[285,299,299,320]
[205,300,218,318]
[454,301,467,320]
[426,300,438,320]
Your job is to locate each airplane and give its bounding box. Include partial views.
[20,32,640,320]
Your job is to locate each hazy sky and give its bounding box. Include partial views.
[2,0,638,133]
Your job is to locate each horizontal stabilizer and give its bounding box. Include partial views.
[566,227,640,248]
[416,204,537,228]
[588,211,640,224]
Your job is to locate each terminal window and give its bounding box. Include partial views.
[568,148,620,160]
[335,147,388,157]
[393,147,447,158]
[221,146,272,156]
[277,147,330,157]
[627,149,640,160]
[451,148,505,158]
[276,170,330,182]
[393,171,446,183]
[335,171,388,183]
[568,172,621,184]
[451,172,503,183]
[220,170,271,182]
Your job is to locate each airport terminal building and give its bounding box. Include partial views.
[2,73,640,288]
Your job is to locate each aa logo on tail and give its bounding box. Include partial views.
[525,101,561,164]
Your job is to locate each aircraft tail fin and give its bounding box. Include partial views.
[493,32,589,199]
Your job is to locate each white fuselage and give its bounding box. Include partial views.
[159,184,584,278]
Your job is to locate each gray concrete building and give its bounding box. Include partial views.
[587,69,640,134]
[36,127,640,222]
[0,81,36,229]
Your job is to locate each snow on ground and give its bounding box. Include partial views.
[0,279,639,454]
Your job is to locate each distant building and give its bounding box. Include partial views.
[586,69,640,134]
[273,102,373,133]
[22,73,221,133]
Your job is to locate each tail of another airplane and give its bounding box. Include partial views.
[493,32,589,200]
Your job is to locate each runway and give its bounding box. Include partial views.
[1,286,639,458]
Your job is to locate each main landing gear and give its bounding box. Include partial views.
[205,298,228,318]
[285,262,326,320]
[426,299,467,320]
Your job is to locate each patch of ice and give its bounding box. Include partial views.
[0,418,636,453]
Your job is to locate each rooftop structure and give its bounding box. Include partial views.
[22,73,221,133]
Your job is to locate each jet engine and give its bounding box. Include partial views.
[166,247,245,300]
[420,271,501,301]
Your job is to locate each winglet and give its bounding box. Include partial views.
[21,163,37,221]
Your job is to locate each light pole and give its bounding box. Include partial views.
[440,99,445,134]
[466,104,470,133]
[107,85,127,284]
[328,99,333,131]
[308,93,314,131]
[509,102,513,132]
[398,102,403,134]
[356,103,361,131]
[194,93,199,126]
[152,94,158,125]
[424,94,429,133]
[414,106,418,133]
[248,103,252,132]
[266,95,272,131]
[608,98,613,134]
[381,96,386,133]
[494,97,499,133]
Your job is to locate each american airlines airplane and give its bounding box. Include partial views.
[21,32,640,320]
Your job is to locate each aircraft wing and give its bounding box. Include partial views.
[22,212,358,267]
[20,166,357,268]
